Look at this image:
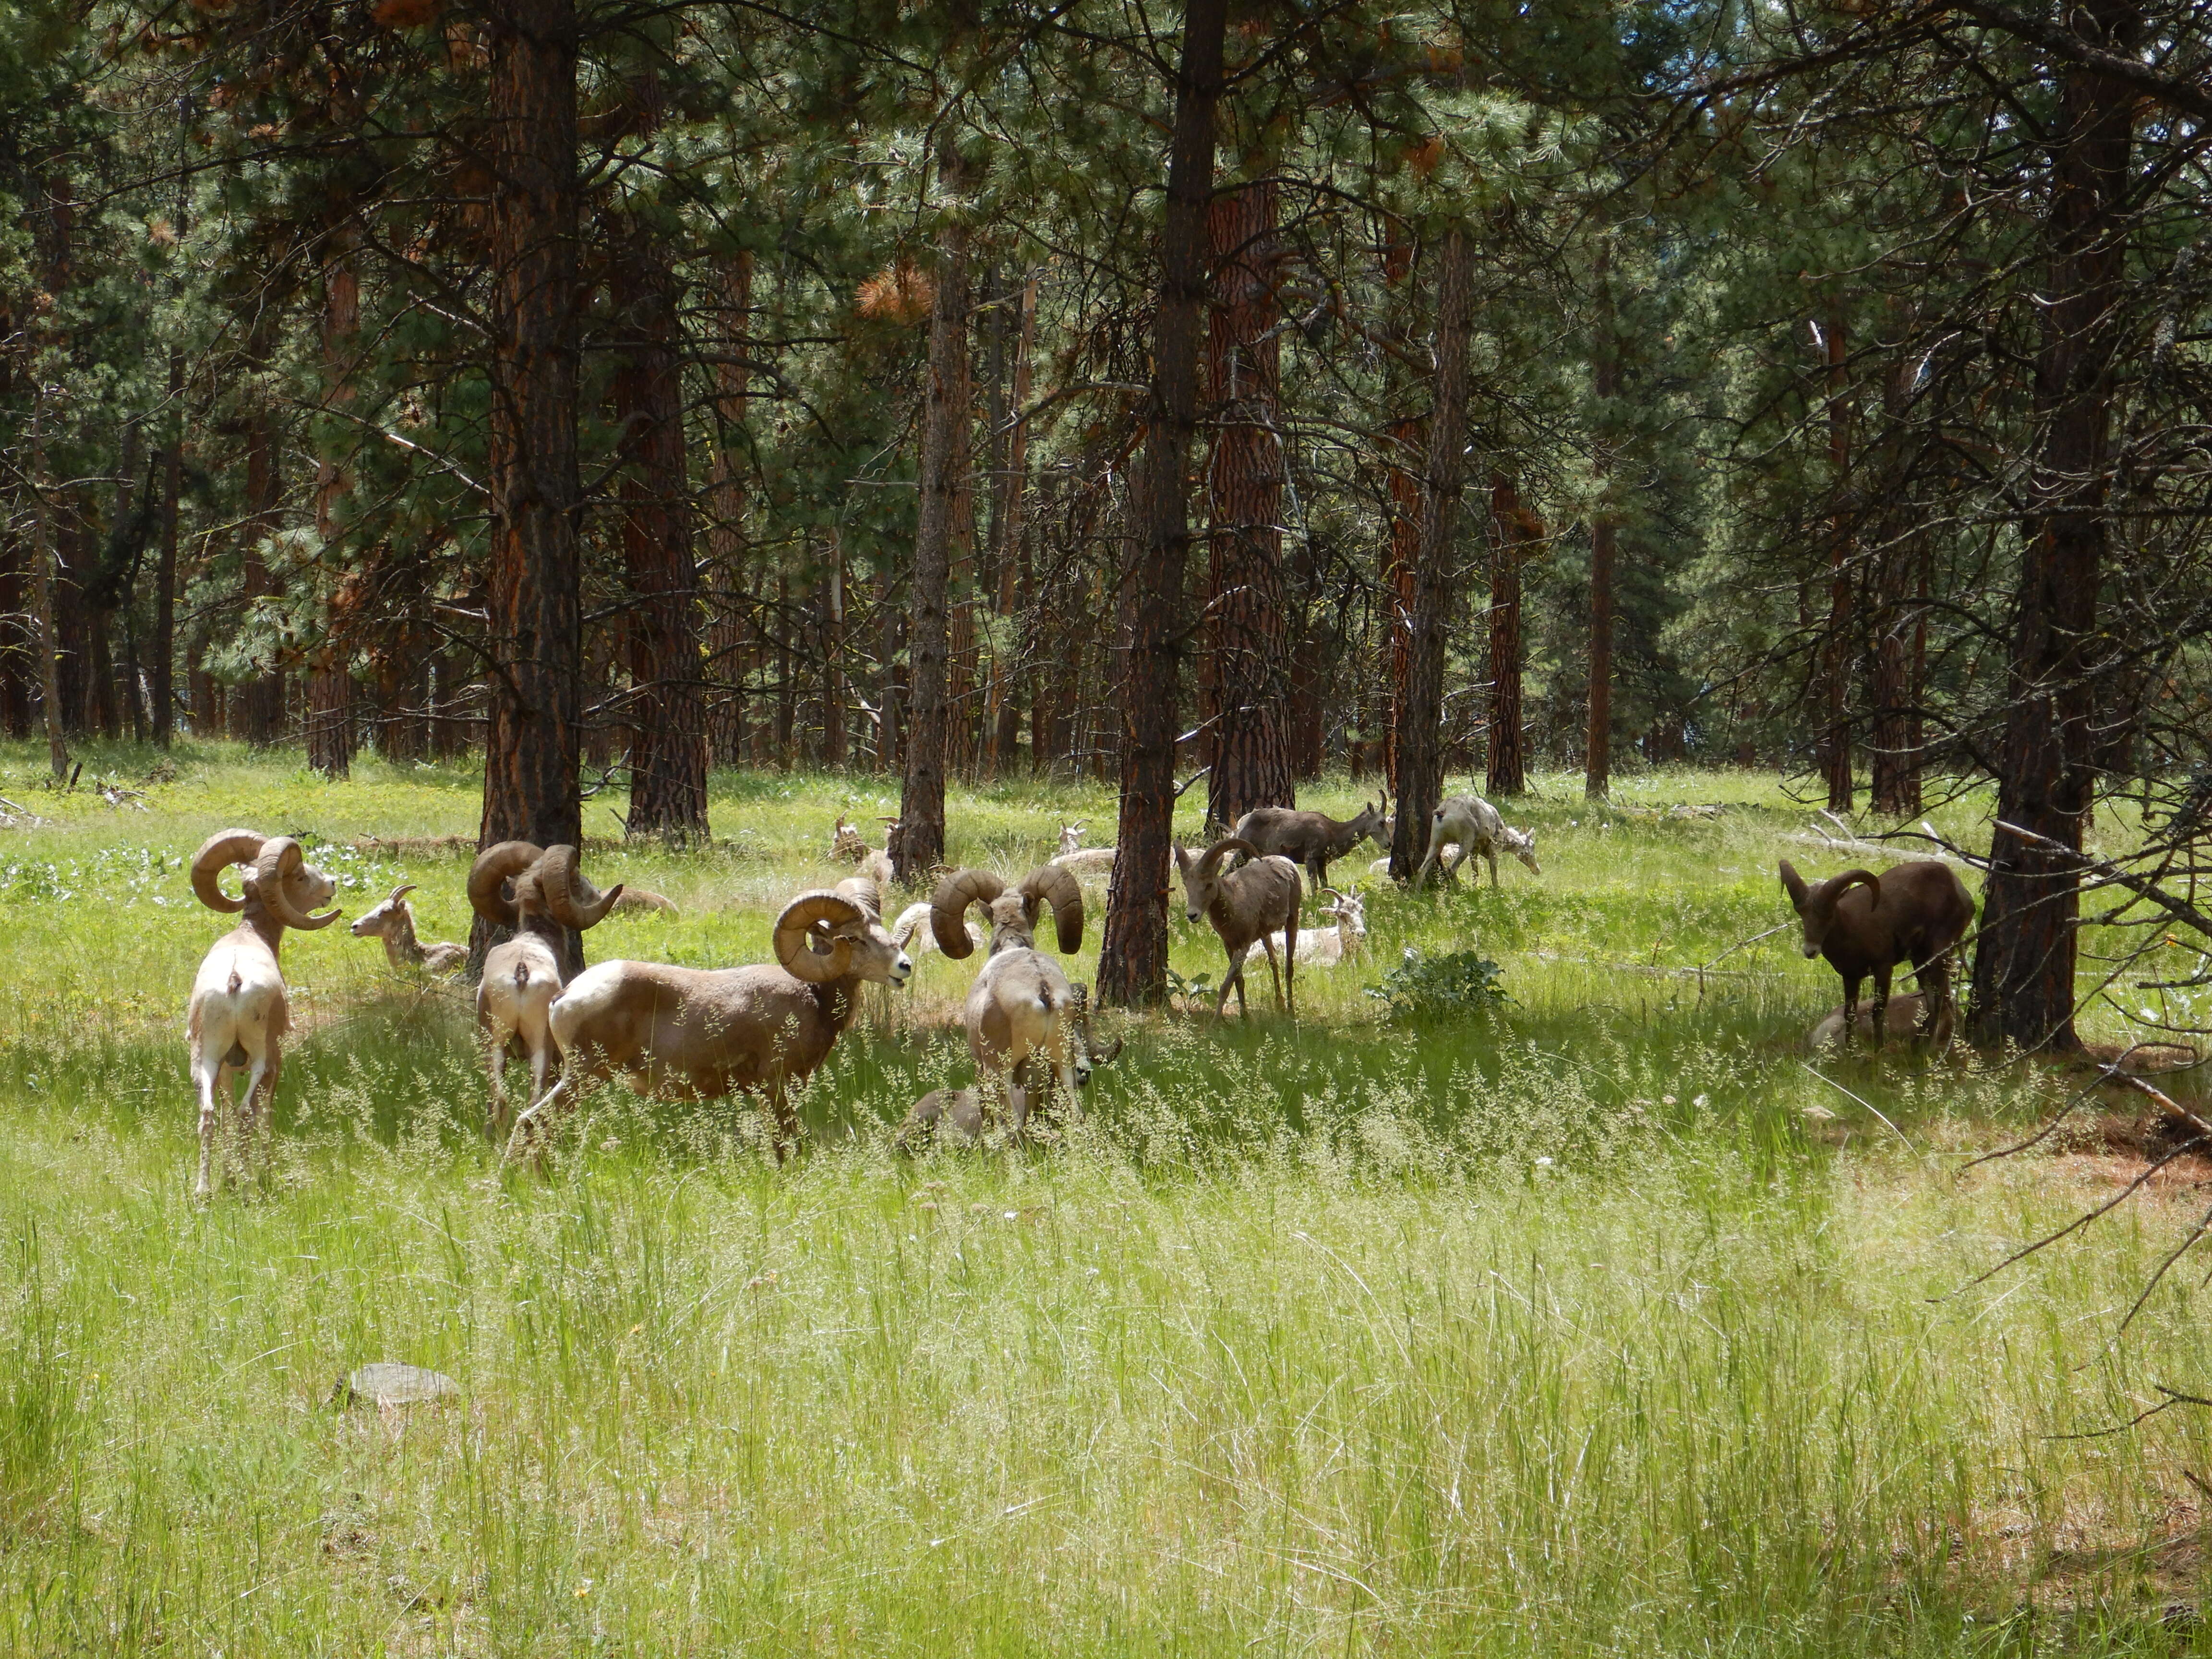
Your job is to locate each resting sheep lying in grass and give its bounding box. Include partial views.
[932,864,1114,1136]
[350,884,467,974]
[1245,887,1366,969]
[508,877,912,1162]
[891,898,983,959]
[186,830,342,1198]
[1413,794,1540,891]
[1178,837,1303,1020]
[1049,821,1118,876]
[1780,859,1975,1048]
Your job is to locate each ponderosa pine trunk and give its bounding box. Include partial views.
[28,392,65,779]
[894,156,971,881]
[308,244,359,778]
[154,348,180,747]
[1381,415,1422,792]
[1587,252,1616,801]
[613,227,710,840]
[1096,0,1227,1006]
[1201,179,1293,831]
[1968,0,2140,1053]
[1485,470,1531,798]
[705,250,752,766]
[1387,224,1476,880]
[1821,306,1854,811]
[475,0,585,975]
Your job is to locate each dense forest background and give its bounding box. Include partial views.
[2,0,2209,1034]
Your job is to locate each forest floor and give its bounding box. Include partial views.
[3,742,2212,1655]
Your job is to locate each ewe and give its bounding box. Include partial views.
[185,830,341,1197]
[351,883,467,974]
[1177,837,1304,1019]
[932,864,1114,1136]
[1231,800,1390,903]
[1049,820,1118,876]
[1413,795,1540,890]
[510,877,911,1161]
[468,842,623,1137]
[1245,886,1366,969]
[899,984,1119,1149]
[1780,859,1975,1047]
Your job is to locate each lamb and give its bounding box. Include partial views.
[468,841,624,1138]
[898,985,1120,1149]
[932,864,1111,1135]
[1245,886,1367,969]
[509,877,912,1161]
[1779,859,1976,1048]
[185,830,342,1198]
[1413,794,1541,890]
[1176,837,1304,1019]
[350,883,468,974]
[1230,799,1390,902]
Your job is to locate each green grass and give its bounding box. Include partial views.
[1,742,2210,1654]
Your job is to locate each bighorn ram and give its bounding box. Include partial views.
[1231,800,1390,902]
[932,864,1113,1135]
[1177,837,1303,1019]
[511,877,912,1160]
[468,842,623,1136]
[350,884,467,974]
[1414,794,1541,890]
[1246,886,1367,969]
[186,830,341,1197]
[899,985,1120,1149]
[1779,859,1976,1047]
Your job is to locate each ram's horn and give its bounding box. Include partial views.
[929,869,1005,960]
[190,829,265,914]
[1197,836,1261,879]
[250,837,341,930]
[468,841,544,928]
[1830,868,1882,906]
[837,874,883,918]
[1018,863,1084,954]
[538,844,623,930]
[388,883,417,903]
[774,890,862,984]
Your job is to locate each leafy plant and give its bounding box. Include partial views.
[1365,947,1509,1019]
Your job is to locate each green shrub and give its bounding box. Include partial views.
[1365,946,1509,1019]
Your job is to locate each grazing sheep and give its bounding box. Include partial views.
[185,831,342,1198]
[932,864,1106,1135]
[1780,859,1976,1048]
[1413,795,1541,891]
[1176,837,1304,1020]
[468,842,624,1138]
[510,878,912,1161]
[1231,800,1390,902]
[350,884,467,974]
[1245,886,1367,969]
[898,988,1120,1149]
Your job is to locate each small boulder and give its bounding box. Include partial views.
[332,1362,459,1409]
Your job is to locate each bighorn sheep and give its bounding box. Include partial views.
[1779,859,1976,1048]
[610,887,679,917]
[511,877,912,1160]
[932,864,1111,1135]
[468,842,624,1137]
[898,985,1120,1149]
[1413,794,1541,890]
[832,814,899,890]
[1177,837,1303,1019]
[891,899,983,959]
[1050,821,1118,876]
[1245,886,1367,969]
[350,884,467,974]
[1231,800,1390,902]
[185,830,342,1197]
[1808,992,1929,1053]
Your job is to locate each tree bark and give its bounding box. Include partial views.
[28,392,66,779]
[1485,470,1532,798]
[894,155,971,880]
[1097,0,1227,1006]
[475,0,585,974]
[1968,0,2139,1053]
[1201,179,1293,830]
[989,273,1037,770]
[704,250,752,767]
[154,349,181,748]
[308,245,360,778]
[1821,306,1854,811]
[1380,415,1422,792]
[1586,251,1616,802]
[1387,224,1476,879]
[613,226,710,839]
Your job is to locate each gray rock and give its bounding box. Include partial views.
[332,1362,459,1408]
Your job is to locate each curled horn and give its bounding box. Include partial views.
[1197,836,1261,880]
[190,829,265,914]
[1828,868,1882,907]
[1019,863,1084,954]
[774,890,863,984]
[538,844,623,930]
[249,837,341,931]
[468,841,544,929]
[387,883,417,904]
[929,869,1005,960]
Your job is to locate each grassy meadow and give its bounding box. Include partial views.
[3,742,2212,1654]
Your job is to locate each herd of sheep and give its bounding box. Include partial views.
[177,793,1976,1195]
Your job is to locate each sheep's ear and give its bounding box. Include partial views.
[1779,860,1808,911]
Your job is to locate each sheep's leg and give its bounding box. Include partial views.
[1839,975,1863,1047]
[1486,847,1501,888]
[505,1073,573,1165]
[1870,967,1893,1048]
[526,1040,552,1120]
[1284,915,1297,1021]
[481,1024,510,1139]
[193,1053,223,1200]
[1260,937,1285,1013]
[1919,957,1954,1049]
[1216,951,1248,1021]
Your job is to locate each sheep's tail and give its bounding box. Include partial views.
[227,969,241,997]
